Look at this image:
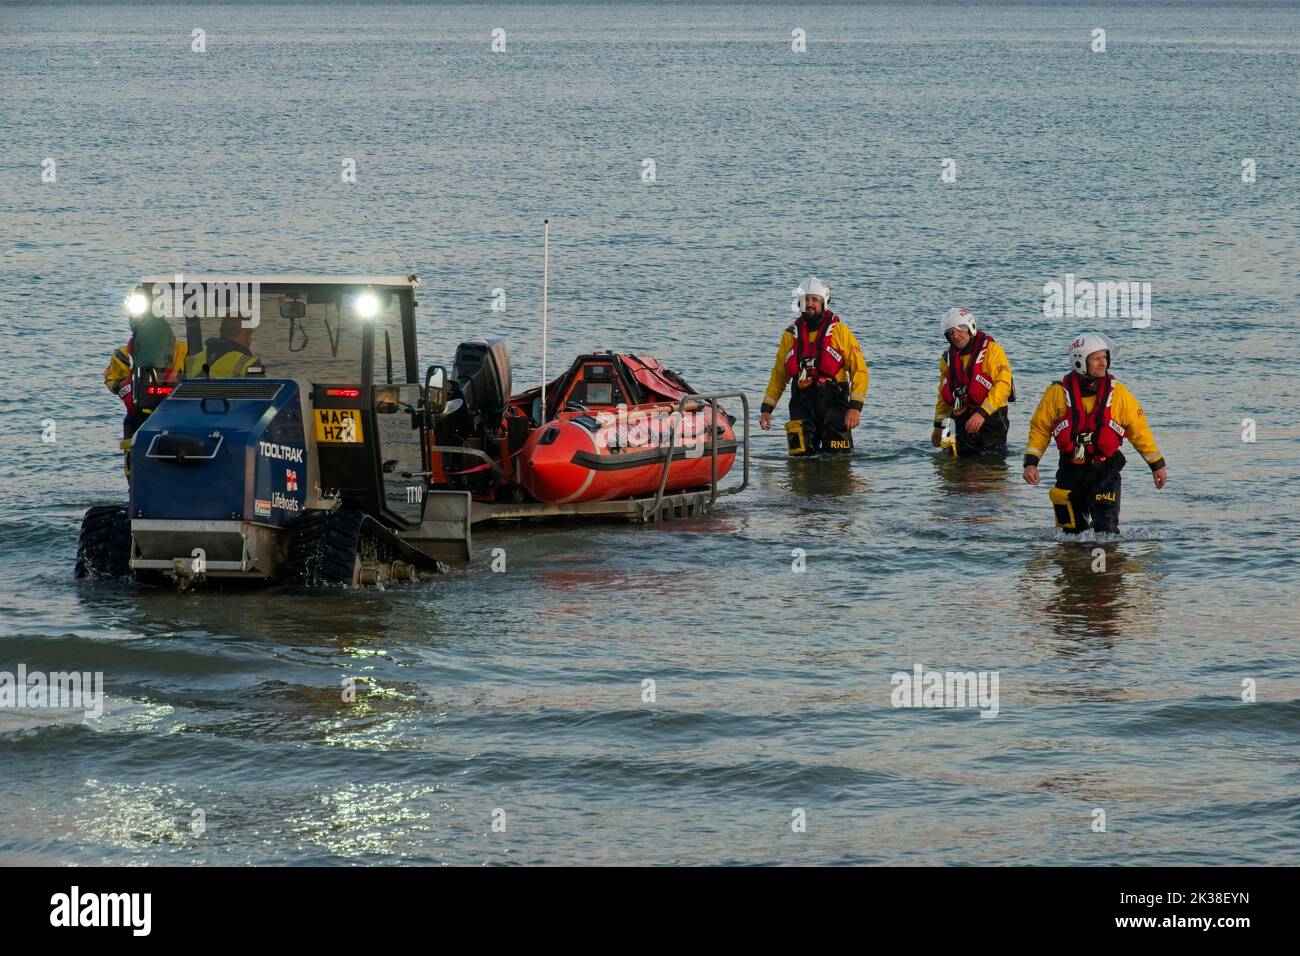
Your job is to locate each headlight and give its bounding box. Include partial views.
[125,292,149,317]
[355,291,379,318]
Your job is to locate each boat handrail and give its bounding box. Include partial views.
[646,390,749,517]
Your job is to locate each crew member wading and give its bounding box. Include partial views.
[759,276,868,456]
[929,307,1015,457]
[104,296,188,476]
[1022,333,1168,533]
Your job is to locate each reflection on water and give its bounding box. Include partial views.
[785,456,868,499]
[287,781,447,861]
[928,454,1015,530]
[931,453,1010,496]
[62,780,198,855]
[85,584,455,652]
[1019,544,1164,645]
[923,454,1017,540]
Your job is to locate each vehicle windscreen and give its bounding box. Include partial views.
[140,282,408,383]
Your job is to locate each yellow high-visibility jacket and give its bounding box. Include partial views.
[103,340,188,395]
[1024,377,1166,471]
[184,342,264,379]
[761,318,869,413]
[933,339,1014,427]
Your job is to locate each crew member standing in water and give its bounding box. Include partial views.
[104,306,187,440]
[1022,333,1168,534]
[929,307,1015,457]
[758,277,868,456]
[104,297,188,477]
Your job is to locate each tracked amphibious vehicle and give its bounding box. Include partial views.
[76,275,747,588]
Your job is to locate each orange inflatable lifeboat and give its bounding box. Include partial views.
[518,400,736,504]
[512,353,737,504]
[428,345,739,506]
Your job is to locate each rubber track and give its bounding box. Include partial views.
[74,505,132,578]
[282,509,365,587]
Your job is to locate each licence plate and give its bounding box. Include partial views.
[315,408,364,443]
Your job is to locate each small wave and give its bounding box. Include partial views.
[1118,698,1300,737]
[1049,526,1167,543]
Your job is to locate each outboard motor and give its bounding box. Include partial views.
[453,337,511,431]
[431,339,513,495]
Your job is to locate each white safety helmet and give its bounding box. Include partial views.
[800,276,830,306]
[1069,332,1116,375]
[940,307,976,338]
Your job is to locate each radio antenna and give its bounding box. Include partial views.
[540,219,549,419]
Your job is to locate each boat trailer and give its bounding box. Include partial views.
[418,391,750,559]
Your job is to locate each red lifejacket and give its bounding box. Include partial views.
[1052,372,1125,463]
[784,312,845,386]
[940,331,996,412]
[618,354,693,403]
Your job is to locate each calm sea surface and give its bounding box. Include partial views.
[1,1,1298,864]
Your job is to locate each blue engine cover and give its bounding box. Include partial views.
[130,379,308,525]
